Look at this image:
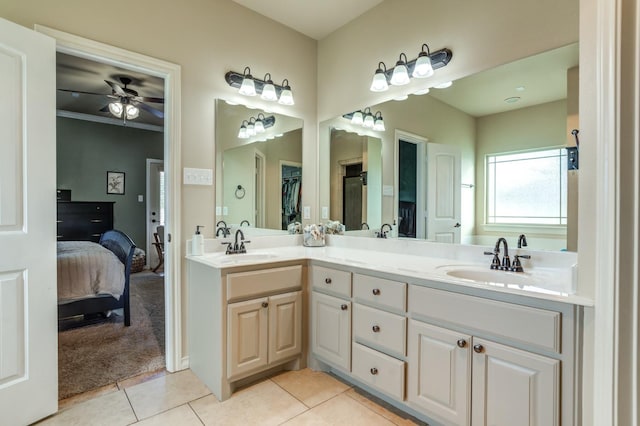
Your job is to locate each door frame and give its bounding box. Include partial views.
[35,25,184,372]
[146,158,164,268]
[394,130,428,239]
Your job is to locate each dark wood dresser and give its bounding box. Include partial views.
[56,201,115,242]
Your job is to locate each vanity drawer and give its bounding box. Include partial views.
[311,265,352,298]
[353,273,406,312]
[353,303,406,356]
[226,265,302,302]
[352,342,405,401]
[409,286,561,353]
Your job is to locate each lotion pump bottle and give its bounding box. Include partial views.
[192,225,204,256]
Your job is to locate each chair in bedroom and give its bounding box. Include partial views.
[99,230,136,326]
[152,225,164,273]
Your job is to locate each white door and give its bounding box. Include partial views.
[0,18,58,425]
[146,159,163,268]
[427,143,461,243]
[471,338,560,426]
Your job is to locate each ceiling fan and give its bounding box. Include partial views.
[58,76,164,123]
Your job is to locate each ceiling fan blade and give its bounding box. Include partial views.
[136,101,165,119]
[135,96,164,104]
[99,105,111,113]
[57,88,107,96]
[104,80,127,96]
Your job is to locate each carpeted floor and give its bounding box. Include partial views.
[57,271,165,400]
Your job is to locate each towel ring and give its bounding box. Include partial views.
[235,185,246,199]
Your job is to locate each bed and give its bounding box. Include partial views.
[57,229,136,327]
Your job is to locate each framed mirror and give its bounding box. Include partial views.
[215,100,303,236]
[319,43,579,251]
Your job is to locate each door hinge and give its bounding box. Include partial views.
[167,233,171,242]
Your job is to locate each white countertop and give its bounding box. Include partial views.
[187,235,593,306]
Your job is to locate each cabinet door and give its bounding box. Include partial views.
[268,291,302,364]
[311,291,351,371]
[227,297,269,379]
[407,320,471,425]
[471,338,560,426]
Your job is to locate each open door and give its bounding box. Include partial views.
[0,18,58,424]
[426,143,462,243]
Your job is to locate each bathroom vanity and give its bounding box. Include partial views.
[187,236,590,426]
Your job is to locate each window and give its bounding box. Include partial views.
[486,148,567,225]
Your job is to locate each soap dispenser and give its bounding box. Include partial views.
[192,225,204,256]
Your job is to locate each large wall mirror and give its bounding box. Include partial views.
[319,43,579,251]
[215,100,303,236]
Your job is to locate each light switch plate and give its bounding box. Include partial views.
[321,206,329,219]
[303,206,311,219]
[137,195,144,202]
[383,185,394,196]
[215,206,222,215]
[223,206,228,216]
[184,167,213,185]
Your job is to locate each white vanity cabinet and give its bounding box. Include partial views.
[408,285,566,426]
[227,290,302,379]
[310,265,352,371]
[188,260,304,401]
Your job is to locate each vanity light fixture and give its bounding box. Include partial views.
[225,69,295,106]
[237,115,276,139]
[370,44,452,92]
[343,109,386,132]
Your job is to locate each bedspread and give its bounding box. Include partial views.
[57,241,125,303]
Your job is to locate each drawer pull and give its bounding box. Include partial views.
[372,288,381,296]
[325,278,332,284]
[261,302,269,308]
[372,325,380,333]
[457,339,467,348]
[473,344,484,354]
[340,304,348,311]
[370,367,378,375]
[90,219,103,223]
[56,220,63,223]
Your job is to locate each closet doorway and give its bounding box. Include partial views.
[343,163,364,231]
[281,162,302,229]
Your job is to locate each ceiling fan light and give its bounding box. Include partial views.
[261,82,278,101]
[413,54,434,78]
[351,111,364,125]
[108,102,123,118]
[125,104,139,120]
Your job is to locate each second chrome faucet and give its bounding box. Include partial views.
[484,236,530,272]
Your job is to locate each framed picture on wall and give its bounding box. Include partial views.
[107,171,125,195]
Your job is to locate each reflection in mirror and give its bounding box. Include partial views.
[329,130,382,232]
[215,100,303,237]
[319,43,579,251]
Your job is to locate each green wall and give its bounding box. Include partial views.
[56,117,164,249]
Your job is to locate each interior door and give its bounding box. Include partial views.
[0,18,58,425]
[427,143,462,243]
[146,159,164,268]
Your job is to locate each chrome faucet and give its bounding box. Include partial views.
[361,222,369,230]
[484,237,510,270]
[233,229,250,253]
[216,220,230,237]
[240,220,250,227]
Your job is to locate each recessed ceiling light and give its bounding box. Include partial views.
[434,81,453,89]
[505,96,521,104]
[413,88,430,95]
[516,86,525,92]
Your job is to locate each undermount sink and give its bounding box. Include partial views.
[216,252,278,264]
[445,268,540,286]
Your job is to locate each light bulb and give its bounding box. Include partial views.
[390,55,410,86]
[412,54,434,78]
[351,111,363,125]
[278,88,294,105]
[254,119,265,133]
[238,125,248,139]
[239,76,256,96]
[373,117,385,131]
[125,104,139,120]
[363,113,374,128]
[261,82,278,101]
[370,69,389,92]
[108,102,123,117]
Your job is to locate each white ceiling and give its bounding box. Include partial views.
[231,0,384,40]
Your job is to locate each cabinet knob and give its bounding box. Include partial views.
[473,344,484,353]
[340,304,348,311]
[372,325,380,332]
[370,367,378,375]
[261,302,269,308]
[457,339,467,348]
[372,288,381,296]
[325,278,332,284]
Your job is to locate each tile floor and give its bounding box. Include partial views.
[37,368,426,426]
